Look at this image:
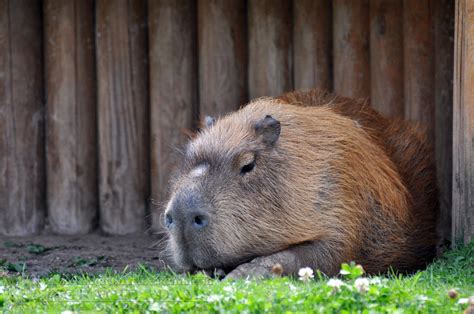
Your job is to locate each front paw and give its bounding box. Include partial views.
[225,257,280,280]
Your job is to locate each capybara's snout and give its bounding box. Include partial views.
[165,190,210,234]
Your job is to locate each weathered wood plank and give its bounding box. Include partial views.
[370,0,403,117]
[453,0,474,246]
[403,0,435,141]
[96,0,148,235]
[0,0,45,236]
[149,0,197,232]
[249,0,292,98]
[434,0,454,251]
[293,0,332,90]
[44,0,97,235]
[333,0,370,98]
[198,0,247,116]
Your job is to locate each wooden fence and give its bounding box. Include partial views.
[0,0,466,246]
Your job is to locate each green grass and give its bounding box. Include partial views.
[1,243,473,313]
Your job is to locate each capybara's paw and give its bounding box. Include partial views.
[225,257,276,280]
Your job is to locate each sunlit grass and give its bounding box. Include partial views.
[1,242,473,313]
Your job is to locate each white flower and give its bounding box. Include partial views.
[339,269,350,275]
[0,286,4,294]
[417,295,429,302]
[61,311,75,314]
[39,283,47,291]
[298,267,314,282]
[354,278,370,293]
[149,302,161,311]
[458,297,474,305]
[207,295,222,302]
[223,285,234,293]
[369,277,382,285]
[327,278,344,291]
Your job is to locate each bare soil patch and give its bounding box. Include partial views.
[0,233,165,277]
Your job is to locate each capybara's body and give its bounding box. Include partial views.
[163,90,438,277]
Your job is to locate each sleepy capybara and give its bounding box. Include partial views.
[162,89,438,278]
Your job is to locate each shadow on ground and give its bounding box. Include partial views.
[0,233,166,277]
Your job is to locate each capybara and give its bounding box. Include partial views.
[162,89,438,278]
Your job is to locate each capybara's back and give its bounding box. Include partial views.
[279,90,438,273]
[164,89,438,278]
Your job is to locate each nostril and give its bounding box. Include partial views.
[192,214,208,229]
[165,213,173,228]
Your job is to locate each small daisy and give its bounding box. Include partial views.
[327,278,344,291]
[458,297,474,305]
[149,302,161,311]
[298,267,314,282]
[207,295,222,302]
[417,295,429,302]
[223,285,234,293]
[354,278,370,293]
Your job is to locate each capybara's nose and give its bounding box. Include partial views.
[165,191,209,231]
[188,211,209,230]
[165,209,209,231]
[164,211,174,229]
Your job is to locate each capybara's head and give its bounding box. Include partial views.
[163,99,310,272]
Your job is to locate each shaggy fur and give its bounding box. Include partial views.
[163,89,438,277]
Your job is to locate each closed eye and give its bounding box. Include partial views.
[240,160,255,175]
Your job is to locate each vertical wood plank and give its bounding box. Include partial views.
[453,0,474,245]
[0,0,45,236]
[249,0,292,98]
[149,0,197,232]
[370,0,404,117]
[333,0,370,98]
[293,0,332,91]
[96,0,149,235]
[403,0,435,140]
[198,0,247,116]
[44,0,97,235]
[434,0,454,250]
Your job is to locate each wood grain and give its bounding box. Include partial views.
[453,0,474,246]
[96,0,149,235]
[333,0,370,98]
[434,0,454,251]
[403,0,435,141]
[0,0,45,236]
[293,0,332,91]
[149,0,197,232]
[370,0,403,117]
[248,0,292,98]
[44,0,97,235]
[198,0,247,116]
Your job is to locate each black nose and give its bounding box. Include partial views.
[165,212,174,229]
[190,212,209,230]
[164,192,210,231]
[165,210,209,231]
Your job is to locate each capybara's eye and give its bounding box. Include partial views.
[240,160,255,175]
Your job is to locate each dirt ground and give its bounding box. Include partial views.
[0,233,166,277]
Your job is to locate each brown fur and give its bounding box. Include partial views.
[163,89,438,277]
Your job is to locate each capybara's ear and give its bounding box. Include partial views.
[255,115,281,146]
[204,116,216,129]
